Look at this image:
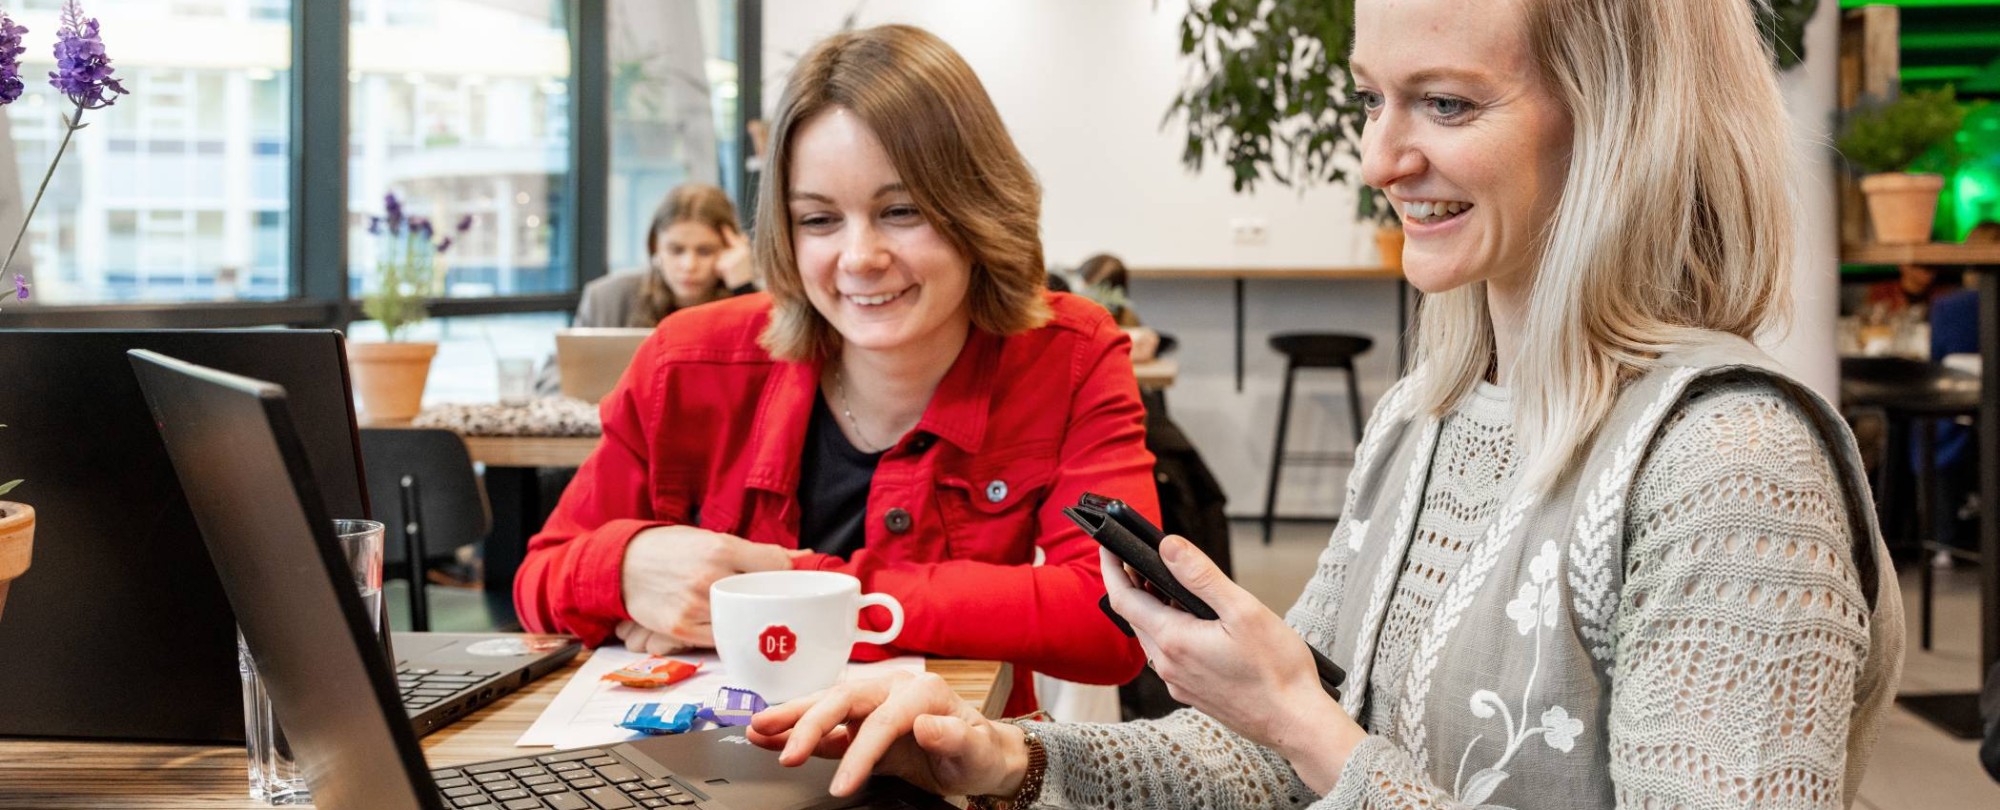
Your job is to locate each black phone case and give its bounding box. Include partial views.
[1065,503,1220,620]
[1066,493,1347,697]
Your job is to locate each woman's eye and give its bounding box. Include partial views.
[1425,95,1474,120]
[1356,90,1384,113]
[883,205,922,222]
[797,213,837,229]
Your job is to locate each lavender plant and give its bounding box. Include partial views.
[0,0,127,309]
[362,193,472,341]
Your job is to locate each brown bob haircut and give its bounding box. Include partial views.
[633,183,739,327]
[754,24,1052,361]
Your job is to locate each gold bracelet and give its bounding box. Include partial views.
[966,715,1049,809]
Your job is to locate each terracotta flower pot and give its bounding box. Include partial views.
[1859,172,1945,245]
[349,341,439,423]
[1375,225,1406,272]
[0,502,34,624]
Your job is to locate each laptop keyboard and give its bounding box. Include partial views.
[398,666,501,713]
[432,748,702,810]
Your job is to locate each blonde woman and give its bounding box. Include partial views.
[516,25,1152,717]
[749,1,1904,807]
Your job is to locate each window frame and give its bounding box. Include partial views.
[0,0,760,331]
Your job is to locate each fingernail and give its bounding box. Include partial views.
[1162,536,1185,562]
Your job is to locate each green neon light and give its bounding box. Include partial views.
[1841,1,2000,8]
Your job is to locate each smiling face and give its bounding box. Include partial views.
[785,106,973,358]
[1354,0,1572,296]
[653,220,724,304]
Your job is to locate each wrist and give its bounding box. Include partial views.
[1276,693,1365,794]
[969,720,1044,809]
[989,721,1031,799]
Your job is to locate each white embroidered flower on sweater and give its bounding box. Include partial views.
[1540,705,1583,752]
[1505,542,1563,634]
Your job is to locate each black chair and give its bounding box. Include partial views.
[1839,356,1981,651]
[1262,332,1373,544]
[359,428,493,632]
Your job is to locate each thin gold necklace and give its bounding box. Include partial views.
[833,368,889,453]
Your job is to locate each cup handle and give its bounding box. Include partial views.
[854,592,904,647]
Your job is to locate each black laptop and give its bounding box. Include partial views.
[130,349,948,810]
[0,330,576,742]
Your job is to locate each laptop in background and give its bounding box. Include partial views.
[131,349,948,810]
[0,330,575,743]
[556,327,653,403]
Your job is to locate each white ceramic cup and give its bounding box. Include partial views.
[709,571,904,703]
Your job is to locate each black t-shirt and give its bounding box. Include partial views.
[796,393,883,560]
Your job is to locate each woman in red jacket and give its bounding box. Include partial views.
[515,24,1150,713]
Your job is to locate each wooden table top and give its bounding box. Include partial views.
[0,657,1010,809]
[1133,357,1177,390]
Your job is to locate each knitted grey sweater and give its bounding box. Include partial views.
[1025,377,1879,808]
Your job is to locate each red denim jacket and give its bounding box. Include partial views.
[515,292,1153,713]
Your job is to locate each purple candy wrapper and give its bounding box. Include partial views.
[697,687,767,728]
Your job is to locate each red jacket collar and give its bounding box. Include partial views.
[742,329,999,494]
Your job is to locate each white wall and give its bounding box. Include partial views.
[762,0,1378,269]
[1767,1,1842,400]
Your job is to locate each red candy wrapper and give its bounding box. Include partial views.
[600,656,701,689]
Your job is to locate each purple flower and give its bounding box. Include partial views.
[455,214,473,233]
[435,236,453,254]
[367,215,382,235]
[0,14,28,106]
[410,216,433,239]
[49,1,127,111]
[383,193,403,233]
[12,273,28,301]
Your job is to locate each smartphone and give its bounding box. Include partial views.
[1064,492,1346,698]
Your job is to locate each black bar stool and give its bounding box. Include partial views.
[1262,332,1373,544]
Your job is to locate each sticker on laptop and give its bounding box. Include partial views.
[465,637,572,657]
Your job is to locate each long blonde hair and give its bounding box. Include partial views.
[1409,0,1797,492]
[753,24,1051,362]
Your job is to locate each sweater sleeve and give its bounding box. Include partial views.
[1605,381,1868,807]
[1320,381,1869,809]
[1025,380,1868,810]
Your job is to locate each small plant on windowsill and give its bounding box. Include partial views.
[347,193,472,424]
[0,0,131,622]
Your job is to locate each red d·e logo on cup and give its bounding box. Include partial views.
[759,625,798,663]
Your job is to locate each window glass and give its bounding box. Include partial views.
[606,0,740,274]
[348,0,572,301]
[7,0,291,303]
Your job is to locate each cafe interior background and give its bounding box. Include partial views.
[0,0,1996,805]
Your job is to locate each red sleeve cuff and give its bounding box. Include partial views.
[572,518,671,624]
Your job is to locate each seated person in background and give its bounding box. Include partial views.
[1864,261,1955,321]
[515,24,1151,715]
[1075,252,1166,362]
[536,183,754,396]
[1921,220,2000,561]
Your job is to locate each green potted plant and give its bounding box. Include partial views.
[1167,0,1818,254]
[348,193,471,423]
[1838,87,1969,245]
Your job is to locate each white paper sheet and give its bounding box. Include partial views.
[517,647,925,749]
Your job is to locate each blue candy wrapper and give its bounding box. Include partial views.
[619,702,700,735]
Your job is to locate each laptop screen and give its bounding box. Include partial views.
[0,330,369,742]
[131,349,437,810]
